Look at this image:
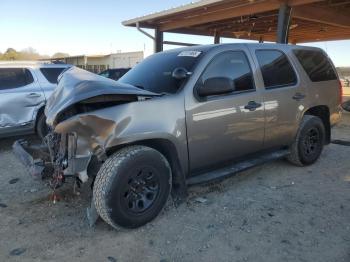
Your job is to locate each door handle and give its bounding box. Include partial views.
[27,93,41,98]
[292,92,305,101]
[244,101,262,111]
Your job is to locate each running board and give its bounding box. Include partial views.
[186,149,290,186]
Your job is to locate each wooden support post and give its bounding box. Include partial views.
[154,29,164,53]
[276,3,292,44]
[214,31,220,44]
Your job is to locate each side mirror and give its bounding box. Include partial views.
[172,67,192,80]
[198,77,235,97]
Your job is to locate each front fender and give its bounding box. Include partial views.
[53,96,188,176]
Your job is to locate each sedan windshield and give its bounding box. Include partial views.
[119,51,203,94]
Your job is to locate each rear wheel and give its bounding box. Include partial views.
[36,113,48,140]
[93,145,172,229]
[342,101,350,112]
[287,115,325,166]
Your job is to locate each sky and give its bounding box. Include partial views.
[1,0,350,66]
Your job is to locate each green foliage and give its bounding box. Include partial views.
[1,48,20,60]
[0,47,67,61]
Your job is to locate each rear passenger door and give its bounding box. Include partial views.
[0,68,44,133]
[249,47,307,148]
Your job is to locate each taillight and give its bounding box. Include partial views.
[339,80,343,105]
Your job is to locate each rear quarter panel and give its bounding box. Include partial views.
[290,47,342,126]
[33,68,57,101]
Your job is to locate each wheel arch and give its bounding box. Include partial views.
[106,138,188,200]
[303,105,330,144]
[34,106,46,131]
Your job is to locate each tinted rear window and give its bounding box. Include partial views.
[293,49,337,82]
[0,68,34,90]
[40,67,66,83]
[256,50,297,89]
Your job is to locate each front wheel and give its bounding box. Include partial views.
[287,115,325,166]
[93,145,172,229]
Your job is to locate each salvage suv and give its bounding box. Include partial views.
[14,43,342,229]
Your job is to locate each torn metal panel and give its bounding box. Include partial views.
[12,68,186,187]
[13,57,194,189]
[52,94,189,174]
[45,67,160,126]
[12,140,51,179]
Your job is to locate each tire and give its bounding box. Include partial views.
[36,113,48,140]
[342,101,350,112]
[93,145,172,229]
[287,115,325,166]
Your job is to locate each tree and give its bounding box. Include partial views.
[0,47,59,61]
[2,48,19,60]
[19,47,41,60]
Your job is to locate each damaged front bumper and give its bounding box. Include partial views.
[13,133,92,184]
[13,139,52,179]
[13,134,100,226]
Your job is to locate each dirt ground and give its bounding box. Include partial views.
[1,113,350,262]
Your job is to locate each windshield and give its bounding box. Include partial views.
[119,51,203,94]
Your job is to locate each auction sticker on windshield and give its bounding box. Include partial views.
[178,51,202,57]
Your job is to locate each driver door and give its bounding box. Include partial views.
[185,50,265,173]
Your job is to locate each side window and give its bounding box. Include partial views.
[256,50,297,89]
[99,71,109,78]
[293,49,337,82]
[201,51,255,93]
[40,67,66,84]
[0,68,34,90]
[111,71,122,80]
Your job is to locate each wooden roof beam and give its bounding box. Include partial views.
[159,0,322,32]
[293,34,350,43]
[293,5,350,28]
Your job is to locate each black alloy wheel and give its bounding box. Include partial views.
[301,127,321,157]
[93,145,171,229]
[122,167,161,214]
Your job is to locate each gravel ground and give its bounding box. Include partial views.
[0,113,350,262]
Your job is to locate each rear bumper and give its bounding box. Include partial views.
[343,86,350,102]
[341,86,350,112]
[12,140,51,179]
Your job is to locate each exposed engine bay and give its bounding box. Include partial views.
[12,67,161,214]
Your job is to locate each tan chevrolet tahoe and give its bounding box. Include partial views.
[14,43,342,229]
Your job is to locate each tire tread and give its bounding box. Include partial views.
[93,145,170,229]
[287,115,324,166]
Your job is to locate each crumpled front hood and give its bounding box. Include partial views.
[45,67,159,126]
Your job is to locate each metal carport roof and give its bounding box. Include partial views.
[123,0,350,51]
